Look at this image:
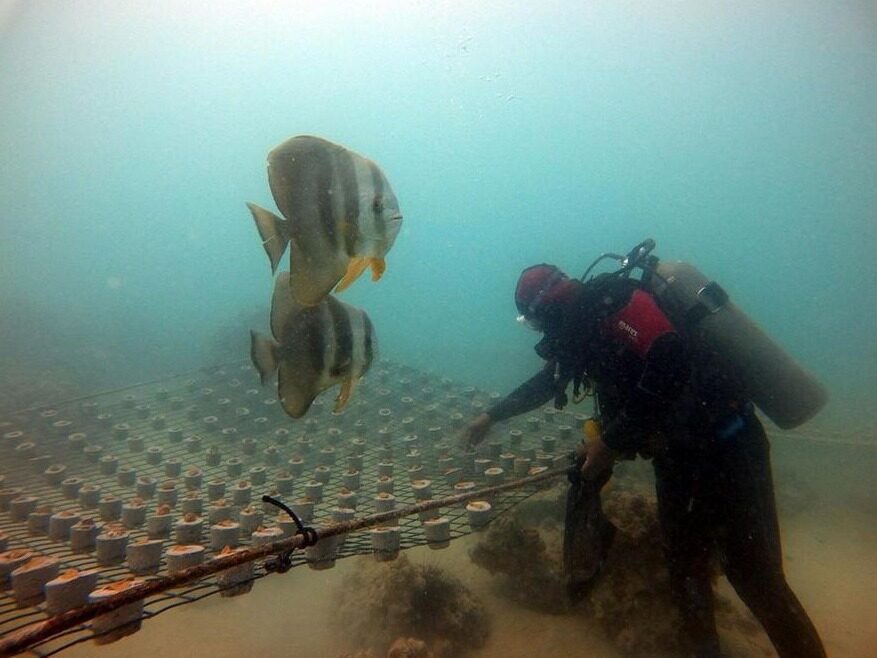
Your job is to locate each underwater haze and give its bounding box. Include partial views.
[1,0,875,426]
[1,2,876,658]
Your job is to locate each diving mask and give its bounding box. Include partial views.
[516,314,544,332]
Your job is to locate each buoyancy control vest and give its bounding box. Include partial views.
[551,272,685,410]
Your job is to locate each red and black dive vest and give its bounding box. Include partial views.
[534,274,689,414]
[601,288,676,360]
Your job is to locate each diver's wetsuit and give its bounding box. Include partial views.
[486,275,826,658]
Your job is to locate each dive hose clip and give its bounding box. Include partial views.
[696,280,729,314]
[684,280,731,326]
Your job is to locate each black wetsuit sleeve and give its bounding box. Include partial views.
[601,332,690,453]
[485,364,558,423]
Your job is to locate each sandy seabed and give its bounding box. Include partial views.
[65,437,876,658]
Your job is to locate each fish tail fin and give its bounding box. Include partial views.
[246,202,290,274]
[250,330,279,385]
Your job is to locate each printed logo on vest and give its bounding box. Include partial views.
[617,319,639,341]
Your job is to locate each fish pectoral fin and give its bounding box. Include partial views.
[369,258,386,282]
[334,258,371,293]
[334,376,359,412]
[247,202,290,274]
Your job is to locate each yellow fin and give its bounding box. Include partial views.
[334,376,359,412]
[334,258,370,293]
[369,258,386,282]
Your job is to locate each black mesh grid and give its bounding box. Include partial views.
[0,359,587,655]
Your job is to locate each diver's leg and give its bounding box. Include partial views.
[654,449,720,657]
[717,418,826,658]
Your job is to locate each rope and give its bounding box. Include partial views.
[769,429,877,448]
[4,361,244,416]
[5,359,875,448]
[0,464,571,658]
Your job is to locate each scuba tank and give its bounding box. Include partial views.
[647,259,827,429]
[581,240,828,429]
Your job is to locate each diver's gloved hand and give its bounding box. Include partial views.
[580,422,618,480]
[459,413,493,449]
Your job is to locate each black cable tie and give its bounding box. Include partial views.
[261,494,305,534]
[300,527,318,548]
[259,495,320,574]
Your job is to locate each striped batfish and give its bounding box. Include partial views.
[250,272,376,419]
[247,135,403,306]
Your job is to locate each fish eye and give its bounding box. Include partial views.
[372,197,384,214]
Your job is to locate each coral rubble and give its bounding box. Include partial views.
[471,486,772,656]
[334,555,489,657]
[468,512,569,613]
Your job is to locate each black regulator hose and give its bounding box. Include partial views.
[580,238,656,282]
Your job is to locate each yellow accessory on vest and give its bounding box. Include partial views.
[583,418,601,441]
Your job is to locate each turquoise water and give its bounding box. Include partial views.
[1,1,874,424]
[0,4,875,656]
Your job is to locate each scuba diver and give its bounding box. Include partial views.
[460,240,827,658]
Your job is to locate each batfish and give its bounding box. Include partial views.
[247,135,403,306]
[250,272,376,419]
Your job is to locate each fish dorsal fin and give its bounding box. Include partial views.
[247,202,290,274]
[270,272,302,340]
